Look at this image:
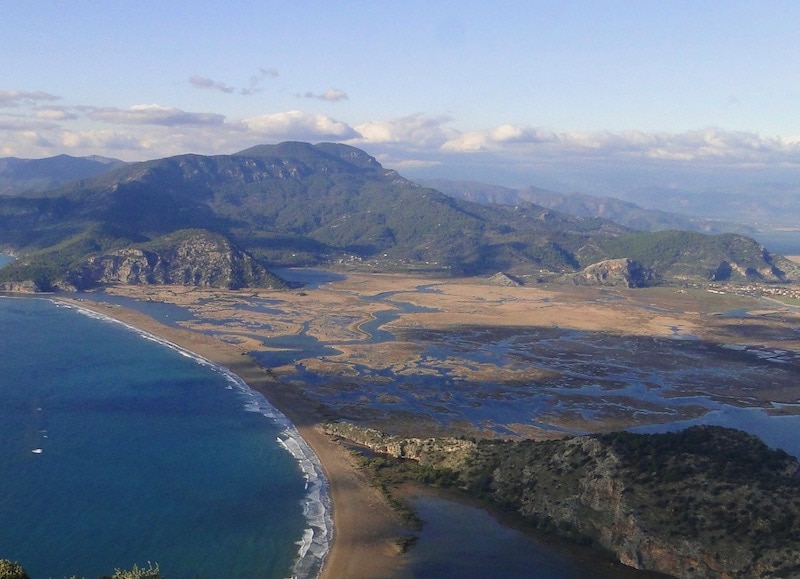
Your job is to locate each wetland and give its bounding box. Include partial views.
[82,270,800,455]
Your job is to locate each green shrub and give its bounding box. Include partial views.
[106,562,162,579]
[0,560,29,579]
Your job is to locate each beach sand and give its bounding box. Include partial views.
[59,298,409,579]
[55,273,800,577]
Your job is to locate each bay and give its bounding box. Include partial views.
[0,296,311,579]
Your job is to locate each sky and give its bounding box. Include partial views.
[3,0,800,195]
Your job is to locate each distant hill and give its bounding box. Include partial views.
[622,185,800,229]
[422,178,757,235]
[0,154,126,195]
[0,142,795,290]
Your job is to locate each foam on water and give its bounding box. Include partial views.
[60,300,332,578]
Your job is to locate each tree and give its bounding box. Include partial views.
[0,560,29,579]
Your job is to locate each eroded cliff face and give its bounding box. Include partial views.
[83,249,159,285]
[72,232,286,290]
[325,422,475,470]
[574,258,654,287]
[329,423,800,579]
[1,230,287,292]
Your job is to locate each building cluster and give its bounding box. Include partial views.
[707,283,800,301]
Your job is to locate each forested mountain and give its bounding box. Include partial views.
[0,142,795,291]
[0,154,126,195]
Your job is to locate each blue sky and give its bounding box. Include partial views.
[2,1,799,193]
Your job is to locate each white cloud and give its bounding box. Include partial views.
[0,90,60,107]
[354,114,456,147]
[88,104,226,126]
[59,129,144,151]
[35,108,78,121]
[489,124,558,144]
[440,124,800,167]
[440,124,558,152]
[301,88,349,102]
[242,110,358,140]
[4,87,799,186]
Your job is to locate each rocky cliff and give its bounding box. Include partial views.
[329,423,800,578]
[0,229,287,292]
[573,258,654,287]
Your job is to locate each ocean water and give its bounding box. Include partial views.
[0,295,329,579]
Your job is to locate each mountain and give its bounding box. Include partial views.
[329,422,800,578]
[422,178,757,235]
[0,142,796,290]
[0,154,126,195]
[622,185,800,229]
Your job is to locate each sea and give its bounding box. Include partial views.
[0,254,330,579]
[3,252,800,578]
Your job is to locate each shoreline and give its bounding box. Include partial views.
[55,297,409,579]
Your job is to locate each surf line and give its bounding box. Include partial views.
[54,298,333,579]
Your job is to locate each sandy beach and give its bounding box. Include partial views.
[59,297,409,579]
[52,271,800,577]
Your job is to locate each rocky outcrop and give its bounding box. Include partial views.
[711,259,787,282]
[574,258,654,288]
[487,271,524,286]
[325,422,475,470]
[332,423,800,578]
[0,279,39,293]
[71,230,287,290]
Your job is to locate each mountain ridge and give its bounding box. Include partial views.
[422,178,758,236]
[0,143,796,290]
[0,154,127,195]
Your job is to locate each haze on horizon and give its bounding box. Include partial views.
[3,0,799,198]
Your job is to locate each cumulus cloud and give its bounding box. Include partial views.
[0,90,60,107]
[301,88,349,102]
[35,107,78,121]
[0,117,43,131]
[443,125,559,152]
[354,114,457,147]
[88,104,226,126]
[59,129,145,151]
[440,124,800,167]
[242,110,358,140]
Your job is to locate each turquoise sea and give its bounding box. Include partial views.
[0,278,329,578]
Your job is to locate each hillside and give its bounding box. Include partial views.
[0,142,795,290]
[328,423,800,579]
[423,178,757,235]
[0,228,287,292]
